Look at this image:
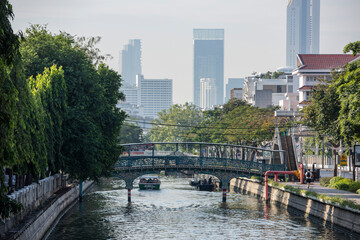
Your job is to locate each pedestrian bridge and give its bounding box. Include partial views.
[113,142,286,191]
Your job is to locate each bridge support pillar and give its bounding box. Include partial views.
[222,189,227,202]
[128,189,131,202]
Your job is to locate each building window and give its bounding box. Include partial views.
[288,85,293,93]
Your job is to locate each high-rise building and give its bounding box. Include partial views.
[121,39,142,86]
[225,78,244,103]
[286,0,320,68]
[200,78,217,110]
[193,29,224,107]
[136,75,173,118]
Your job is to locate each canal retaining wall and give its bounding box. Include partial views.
[1,174,64,236]
[3,181,93,240]
[231,177,360,233]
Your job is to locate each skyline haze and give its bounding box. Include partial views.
[10,0,360,104]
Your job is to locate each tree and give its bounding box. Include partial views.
[301,82,341,176]
[0,0,38,218]
[301,83,341,140]
[29,65,67,173]
[262,71,284,79]
[333,59,360,144]
[185,98,276,146]
[149,103,203,143]
[119,120,143,144]
[20,25,126,181]
[343,41,360,56]
[301,42,360,176]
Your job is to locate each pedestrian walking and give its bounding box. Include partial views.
[305,169,312,188]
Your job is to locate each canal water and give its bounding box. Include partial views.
[46,176,358,240]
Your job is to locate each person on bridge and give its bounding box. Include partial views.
[305,169,312,188]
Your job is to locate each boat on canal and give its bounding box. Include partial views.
[139,176,161,190]
[190,177,217,191]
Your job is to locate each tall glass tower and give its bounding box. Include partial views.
[193,29,224,106]
[286,0,320,68]
[121,39,142,87]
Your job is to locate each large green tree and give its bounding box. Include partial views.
[20,25,126,181]
[333,58,360,144]
[0,0,42,218]
[29,65,67,173]
[303,42,360,144]
[302,42,360,176]
[185,99,277,146]
[149,103,203,143]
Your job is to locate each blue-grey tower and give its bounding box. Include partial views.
[286,0,320,68]
[193,29,224,106]
[121,39,142,87]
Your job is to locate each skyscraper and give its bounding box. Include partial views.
[286,0,320,68]
[193,29,224,107]
[121,39,142,86]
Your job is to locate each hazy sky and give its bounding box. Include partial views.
[11,0,360,104]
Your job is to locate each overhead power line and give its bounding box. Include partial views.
[124,119,296,131]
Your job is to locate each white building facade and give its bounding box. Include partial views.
[293,54,360,109]
[137,75,173,118]
[243,71,299,109]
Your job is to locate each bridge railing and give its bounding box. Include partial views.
[115,156,285,173]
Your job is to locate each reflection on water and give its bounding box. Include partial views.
[47,177,358,240]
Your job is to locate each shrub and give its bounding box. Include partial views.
[329,176,344,188]
[357,188,360,195]
[320,177,332,187]
[333,178,352,191]
[348,181,360,193]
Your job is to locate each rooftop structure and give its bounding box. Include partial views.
[293,54,360,108]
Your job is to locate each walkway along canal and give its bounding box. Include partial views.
[45,176,358,239]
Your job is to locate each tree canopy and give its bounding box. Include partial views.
[20,25,126,180]
[149,103,203,143]
[184,99,277,146]
[302,41,360,145]
[343,41,360,56]
[119,120,143,144]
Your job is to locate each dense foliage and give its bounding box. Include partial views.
[302,42,360,145]
[20,25,126,180]
[320,176,360,193]
[1,2,126,218]
[148,99,277,146]
[185,99,277,145]
[119,120,143,144]
[149,103,203,143]
[1,0,27,218]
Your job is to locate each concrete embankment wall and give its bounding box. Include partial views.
[1,174,64,235]
[4,181,93,240]
[231,178,360,233]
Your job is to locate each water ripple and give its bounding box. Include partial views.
[47,177,359,240]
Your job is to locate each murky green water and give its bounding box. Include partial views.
[46,176,358,240]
